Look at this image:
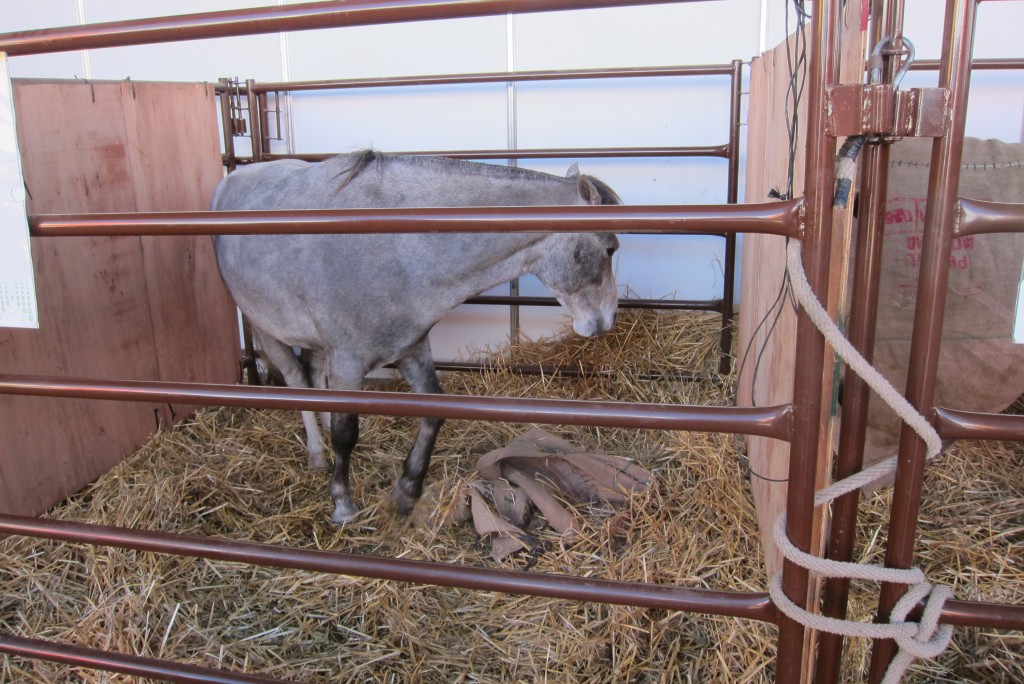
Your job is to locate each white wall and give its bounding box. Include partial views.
[3,1,1023,361]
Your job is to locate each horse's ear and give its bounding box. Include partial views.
[577,174,603,205]
[565,163,581,178]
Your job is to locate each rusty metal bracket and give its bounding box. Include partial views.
[828,35,949,140]
[826,84,949,139]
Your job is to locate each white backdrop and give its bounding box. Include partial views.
[3,1,1023,360]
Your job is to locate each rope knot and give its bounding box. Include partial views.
[890,583,955,661]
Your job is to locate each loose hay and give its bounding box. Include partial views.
[1,309,1021,683]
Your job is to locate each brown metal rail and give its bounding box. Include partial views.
[0,374,793,439]
[0,513,777,619]
[0,632,287,684]
[245,63,739,93]
[816,3,908,680]
[867,1,983,679]
[257,145,729,162]
[464,293,725,310]
[774,1,843,681]
[720,58,743,374]
[934,406,1024,440]
[27,202,804,238]
[956,197,1024,235]
[0,0,710,56]
[429,359,709,381]
[912,57,1024,71]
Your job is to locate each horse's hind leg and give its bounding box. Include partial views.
[324,357,366,524]
[255,334,328,470]
[393,338,445,516]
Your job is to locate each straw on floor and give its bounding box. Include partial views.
[1,309,1021,683]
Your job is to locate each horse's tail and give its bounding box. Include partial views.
[335,149,379,192]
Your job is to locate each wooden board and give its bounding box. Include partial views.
[0,80,238,517]
[738,5,864,579]
[738,36,805,580]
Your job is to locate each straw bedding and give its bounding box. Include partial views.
[1,310,1021,682]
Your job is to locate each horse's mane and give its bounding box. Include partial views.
[333,149,621,205]
[583,175,623,205]
[333,149,380,191]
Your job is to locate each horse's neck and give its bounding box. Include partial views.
[424,232,542,306]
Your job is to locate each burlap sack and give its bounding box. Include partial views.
[864,136,1024,482]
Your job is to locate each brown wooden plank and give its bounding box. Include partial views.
[739,38,803,578]
[0,80,237,517]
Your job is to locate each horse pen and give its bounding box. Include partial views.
[0,1,1023,682]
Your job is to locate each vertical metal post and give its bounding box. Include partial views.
[775,1,842,682]
[506,13,521,343]
[246,79,265,162]
[816,2,905,681]
[719,58,743,374]
[258,91,272,156]
[867,0,978,679]
[218,78,239,173]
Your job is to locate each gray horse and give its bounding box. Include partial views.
[212,150,621,523]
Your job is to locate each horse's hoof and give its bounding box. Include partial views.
[330,499,359,525]
[306,449,327,471]
[392,480,421,516]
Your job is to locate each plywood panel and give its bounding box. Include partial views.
[738,36,805,578]
[0,80,237,517]
[121,81,235,424]
[1,81,160,517]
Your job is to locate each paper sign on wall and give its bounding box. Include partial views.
[0,52,38,329]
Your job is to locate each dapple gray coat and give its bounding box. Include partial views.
[213,151,620,523]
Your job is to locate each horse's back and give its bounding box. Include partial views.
[212,157,332,211]
[212,151,590,212]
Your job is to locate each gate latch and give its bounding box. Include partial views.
[827,37,949,139]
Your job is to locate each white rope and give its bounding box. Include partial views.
[785,240,942,462]
[771,239,953,683]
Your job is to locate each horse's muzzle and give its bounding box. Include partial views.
[573,310,617,337]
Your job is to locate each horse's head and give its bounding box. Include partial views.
[534,231,620,337]
[535,167,622,337]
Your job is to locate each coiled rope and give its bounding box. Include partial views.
[770,238,953,684]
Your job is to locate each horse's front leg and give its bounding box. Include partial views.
[393,339,445,516]
[329,411,360,524]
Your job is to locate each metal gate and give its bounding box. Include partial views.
[0,1,1022,682]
